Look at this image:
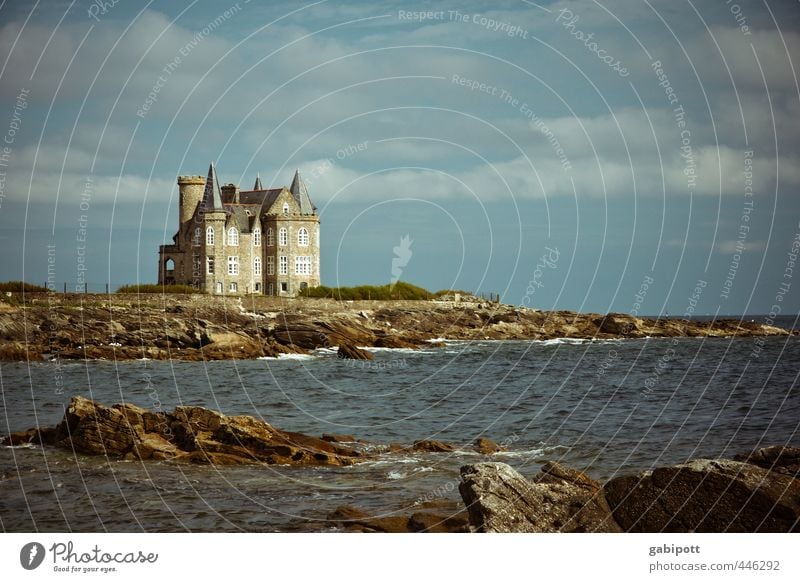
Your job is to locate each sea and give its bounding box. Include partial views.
[1,315,798,532]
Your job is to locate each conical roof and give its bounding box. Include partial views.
[200,162,224,210]
[253,174,263,190]
[289,169,315,214]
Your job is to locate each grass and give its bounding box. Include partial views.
[116,284,198,294]
[0,281,50,292]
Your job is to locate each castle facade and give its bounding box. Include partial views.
[158,164,320,296]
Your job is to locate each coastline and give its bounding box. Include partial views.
[3,396,798,533]
[0,293,793,362]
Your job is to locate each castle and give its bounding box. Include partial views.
[158,163,320,296]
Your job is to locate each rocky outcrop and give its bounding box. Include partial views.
[0,293,791,362]
[413,439,456,453]
[473,437,507,455]
[604,458,800,532]
[458,462,621,532]
[593,313,643,336]
[1,396,362,466]
[734,445,800,477]
[337,342,374,360]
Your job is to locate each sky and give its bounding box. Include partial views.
[0,0,798,316]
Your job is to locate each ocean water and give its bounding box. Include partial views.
[1,329,798,532]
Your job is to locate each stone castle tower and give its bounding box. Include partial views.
[158,163,320,296]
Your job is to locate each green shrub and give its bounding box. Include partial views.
[300,281,435,300]
[0,281,50,292]
[116,284,198,294]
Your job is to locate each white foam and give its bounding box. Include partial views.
[361,347,420,354]
[536,338,592,346]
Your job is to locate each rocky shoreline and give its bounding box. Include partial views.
[0,293,792,361]
[4,397,798,533]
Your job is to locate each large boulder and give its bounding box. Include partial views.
[459,462,621,532]
[6,396,362,467]
[734,445,800,478]
[604,458,800,532]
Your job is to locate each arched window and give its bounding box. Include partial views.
[253,257,262,276]
[267,228,274,246]
[165,258,175,272]
[227,227,239,246]
[278,227,288,246]
[206,226,215,245]
[282,202,289,215]
[297,227,309,246]
[253,228,261,247]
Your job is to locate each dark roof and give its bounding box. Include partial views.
[238,188,282,206]
[225,205,256,232]
[254,175,263,190]
[290,170,315,214]
[199,162,224,211]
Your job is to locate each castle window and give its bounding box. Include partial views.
[253,228,261,247]
[207,257,215,274]
[215,282,223,294]
[229,282,238,293]
[267,228,274,246]
[194,227,201,245]
[281,282,288,293]
[227,227,239,246]
[206,226,215,245]
[294,256,312,275]
[279,255,288,275]
[297,227,309,246]
[267,256,275,275]
[283,202,289,215]
[268,283,274,295]
[254,257,262,276]
[228,255,239,275]
[278,227,288,246]
[255,282,261,292]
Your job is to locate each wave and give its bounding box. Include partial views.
[536,338,592,346]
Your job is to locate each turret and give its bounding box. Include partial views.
[178,175,206,226]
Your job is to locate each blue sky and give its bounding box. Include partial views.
[0,0,798,315]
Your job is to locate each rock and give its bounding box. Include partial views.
[473,437,507,455]
[408,511,470,533]
[11,396,362,467]
[604,458,800,532]
[459,462,621,532]
[593,313,642,336]
[326,505,468,533]
[373,334,421,349]
[326,506,411,533]
[337,343,374,360]
[734,445,800,477]
[321,434,357,443]
[413,439,455,453]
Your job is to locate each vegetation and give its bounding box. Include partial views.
[0,281,50,292]
[116,284,198,294]
[300,281,440,300]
